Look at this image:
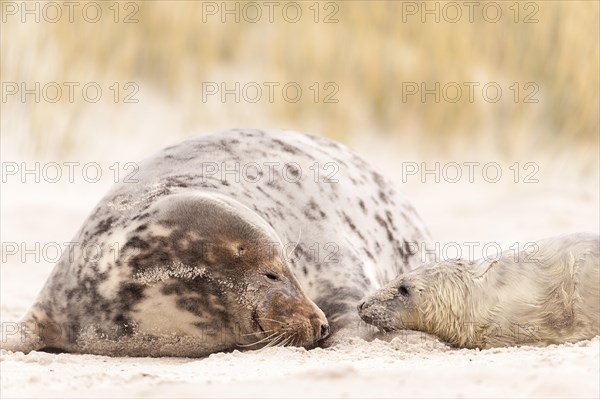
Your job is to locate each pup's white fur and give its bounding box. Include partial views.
[359,233,599,348]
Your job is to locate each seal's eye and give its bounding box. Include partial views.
[236,245,246,256]
[265,272,279,281]
[398,285,410,297]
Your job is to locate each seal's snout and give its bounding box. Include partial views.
[357,298,375,316]
[308,307,330,342]
[319,322,330,340]
[260,287,329,346]
[357,300,367,311]
[357,297,381,326]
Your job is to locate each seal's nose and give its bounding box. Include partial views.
[319,323,330,340]
[357,300,366,311]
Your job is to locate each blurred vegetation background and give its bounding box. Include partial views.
[1,0,598,166]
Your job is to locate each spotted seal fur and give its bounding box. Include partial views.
[3,129,429,356]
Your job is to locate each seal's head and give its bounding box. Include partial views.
[357,260,475,337]
[123,191,329,351]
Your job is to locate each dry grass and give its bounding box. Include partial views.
[1,0,598,160]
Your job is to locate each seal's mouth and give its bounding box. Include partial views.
[359,313,397,333]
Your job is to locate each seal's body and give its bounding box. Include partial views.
[6,129,429,357]
[359,233,600,348]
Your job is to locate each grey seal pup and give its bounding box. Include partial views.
[359,233,599,348]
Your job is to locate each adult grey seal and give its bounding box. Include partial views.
[3,129,430,357]
[358,233,600,348]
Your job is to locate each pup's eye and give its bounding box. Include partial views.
[398,285,410,297]
[265,273,279,281]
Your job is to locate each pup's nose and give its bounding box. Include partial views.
[319,323,330,339]
[357,300,367,311]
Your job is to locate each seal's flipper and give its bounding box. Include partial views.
[1,318,47,353]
